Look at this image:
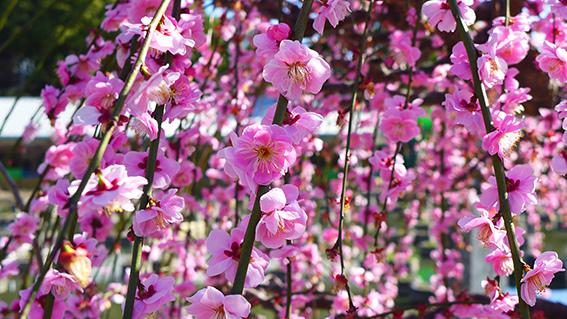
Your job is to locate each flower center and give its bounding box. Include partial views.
[529,272,547,295]
[477,224,492,247]
[288,62,310,87]
[460,96,479,112]
[224,241,242,261]
[136,283,156,300]
[498,130,522,157]
[256,145,273,160]
[505,177,521,193]
[212,306,226,319]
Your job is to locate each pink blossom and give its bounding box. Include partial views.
[458,205,507,251]
[19,288,67,319]
[492,293,518,313]
[389,30,421,68]
[70,138,115,179]
[449,42,472,80]
[22,123,39,144]
[443,86,484,132]
[185,286,251,319]
[256,185,308,248]
[128,65,179,115]
[481,112,524,159]
[253,23,291,59]
[379,168,415,203]
[129,112,160,140]
[7,213,40,245]
[422,0,475,33]
[130,274,176,319]
[263,40,331,100]
[521,251,565,306]
[206,224,269,288]
[47,179,71,217]
[133,189,185,237]
[545,0,567,21]
[477,47,508,89]
[74,72,125,126]
[124,150,180,189]
[178,13,207,50]
[68,164,147,217]
[0,259,19,280]
[79,210,113,241]
[313,0,351,35]
[536,41,567,82]
[261,104,324,144]
[101,2,130,31]
[486,26,529,65]
[40,269,83,300]
[492,12,530,32]
[172,159,203,188]
[37,143,76,181]
[41,85,67,119]
[551,149,567,175]
[480,164,538,215]
[217,125,296,192]
[123,15,194,55]
[481,277,501,302]
[498,87,531,115]
[163,75,202,122]
[379,109,420,143]
[64,54,100,80]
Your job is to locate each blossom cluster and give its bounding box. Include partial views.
[2,0,567,318]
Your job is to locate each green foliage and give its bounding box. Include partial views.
[0,0,109,95]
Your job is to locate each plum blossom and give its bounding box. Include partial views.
[545,0,567,21]
[485,26,529,66]
[536,41,567,82]
[443,86,484,133]
[37,143,76,181]
[485,249,514,276]
[68,164,147,217]
[261,104,324,144]
[551,149,567,175]
[480,164,538,215]
[499,87,531,115]
[40,269,83,300]
[379,109,421,143]
[22,123,39,144]
[389,30,421,68]
[122,15,194,55]
[313,0,351,35]
[368,149,407,181]
[263,40,331,100]
[7,213,41,245]
[58,240,92,288]
[477,45,508,89]
[133,189,185,237]
[130,274,176,319]
[206,222,269,288]
[520,251,565,306]
[253,23,291,60]
[73,72,125,126]
[422,0,475,33]
[481,112,524,159]
[256,185,308,248]
[449,42,472,80]
[69,137,115,179]
[217,125,296,192]
[185,286,251,319]
[458,204,507,251]
[178,13,207,50]
[124,150,180,189]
